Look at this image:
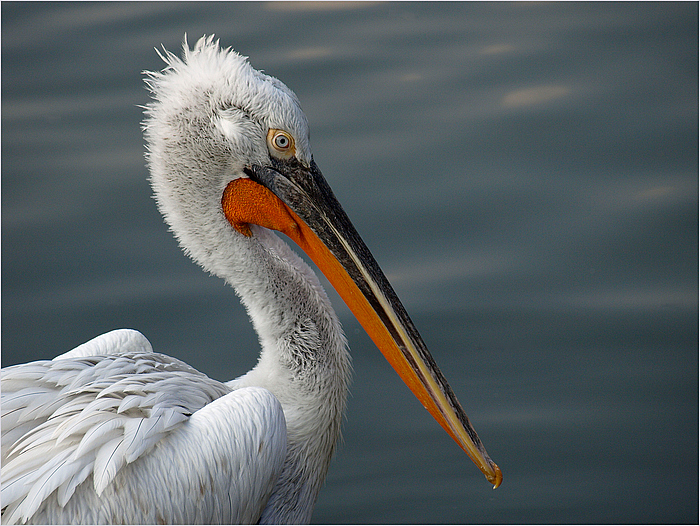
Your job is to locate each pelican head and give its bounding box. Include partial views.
[143,35,501,490]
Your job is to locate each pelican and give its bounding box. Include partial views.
[1,36,501,524]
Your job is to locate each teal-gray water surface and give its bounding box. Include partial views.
[2,2,697,524]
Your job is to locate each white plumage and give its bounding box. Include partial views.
[1,35,500,525]
[1,329,292,524]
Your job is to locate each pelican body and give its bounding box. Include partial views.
[1,36,501,524]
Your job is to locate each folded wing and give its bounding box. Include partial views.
[1,330,287,524]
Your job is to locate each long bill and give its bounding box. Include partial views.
[221,157,502,489]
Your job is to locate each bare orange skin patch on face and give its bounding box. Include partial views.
[221,178,300,238]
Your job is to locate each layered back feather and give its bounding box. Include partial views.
[1,330,231,524]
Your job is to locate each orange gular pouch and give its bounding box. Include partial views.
[220,177,343,289]
[221,177,300,239]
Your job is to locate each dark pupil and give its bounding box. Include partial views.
[276,135,288,148]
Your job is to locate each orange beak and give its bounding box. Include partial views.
[221,158,502,489]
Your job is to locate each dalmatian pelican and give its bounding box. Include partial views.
[1,36,501,524]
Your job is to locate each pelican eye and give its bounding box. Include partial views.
[274,134,289,149]
[267,129,296,159]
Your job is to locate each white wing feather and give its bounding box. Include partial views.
[1,329,286,524]
[52,329,153,360]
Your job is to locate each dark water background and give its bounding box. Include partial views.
[2,2,698,523]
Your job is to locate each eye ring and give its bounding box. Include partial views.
[267,129,296,159]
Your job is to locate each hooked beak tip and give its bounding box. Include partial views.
[490,463,503,489]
